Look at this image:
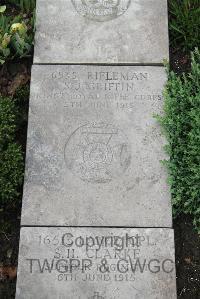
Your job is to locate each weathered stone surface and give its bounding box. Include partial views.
[21,65,171,227]
[16,227,177,299]
[34,0,169,64]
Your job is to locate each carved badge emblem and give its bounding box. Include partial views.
[64,123,131,183]
[71,0,131,22]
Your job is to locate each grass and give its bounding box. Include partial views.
[169,0,200,53]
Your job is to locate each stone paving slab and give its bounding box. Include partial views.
[16,227,177,299]
[34,0,169,64]
[21,65,172,227]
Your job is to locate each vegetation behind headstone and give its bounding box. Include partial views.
[169,0,200,52]
[0,87,29,209]
[0,3,35,64]
[158,48,200,232]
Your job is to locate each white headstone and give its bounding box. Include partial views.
[16,227,177,299]
[21,65,172,227]
[34,0,169,64]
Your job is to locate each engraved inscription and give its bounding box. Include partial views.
[72,0,131,22]
[64,123,131,183]
[22,229,176,298]
[88,292,105,299]
[48,70,162,112]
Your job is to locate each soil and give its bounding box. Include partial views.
[0,39,199,299]
[170,48,191,75]
[0,210,20,299]
[174,216,200,299]
[0,60,31,97]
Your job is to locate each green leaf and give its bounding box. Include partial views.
[0,5,6,13]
